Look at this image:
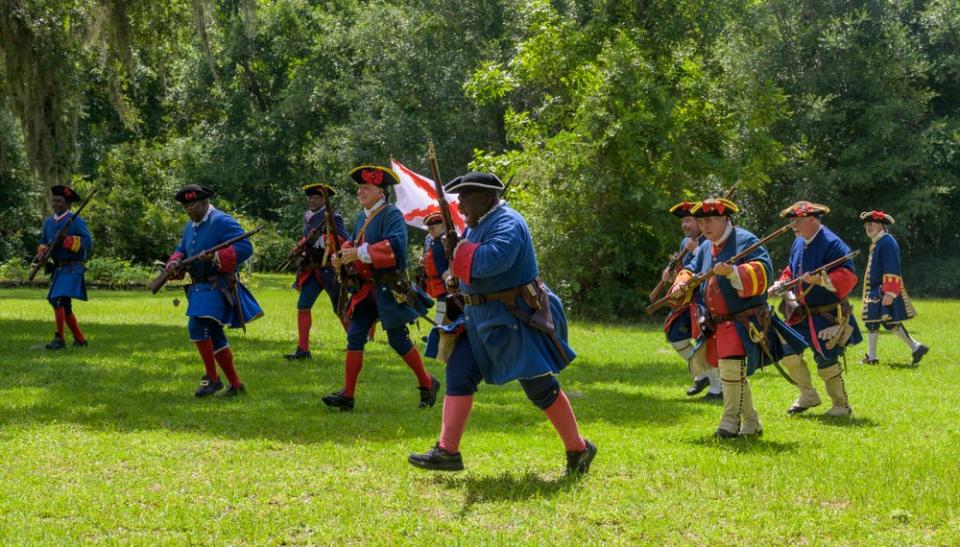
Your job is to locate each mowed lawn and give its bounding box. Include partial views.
[1,274,958,545]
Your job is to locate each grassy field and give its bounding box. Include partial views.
[1,274,958,544]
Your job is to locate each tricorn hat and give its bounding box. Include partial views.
[175,184,215,204]
[779,200,830,219]
[50,185,81,203]
[303,182,336,197]
[348,165,399,187]
[443,172,505,194]
[669,201,696,218]
[691,198,739,218]
[859,210,895,225]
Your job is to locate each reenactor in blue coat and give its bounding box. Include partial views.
[859,210,929,365]
[661,201,721,400]
[38,185,93,349]
[769,202,859,416]
[419,211,450,326]
[284,183,350,360]
[408,172,596,475]
[669,198,807,438]
[324,165,438,411]
[164,185,264,397]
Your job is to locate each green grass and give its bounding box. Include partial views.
[1,274,958,544]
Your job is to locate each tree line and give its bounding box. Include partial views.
[1,0,958,317]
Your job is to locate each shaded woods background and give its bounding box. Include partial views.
[1,0,958,318]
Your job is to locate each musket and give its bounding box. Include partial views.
[315,186,351,321]
[647,184,739,302]
[644,220,796,314]
[28,188,99,281]
[773,250,861,295]
[426,140,465,318]
[149,226,263,294]
[427,140,460,270]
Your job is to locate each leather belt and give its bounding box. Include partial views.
[462,284,532,307]
[711,306,764,325]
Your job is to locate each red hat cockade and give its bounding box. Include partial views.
[174,184,215,204]
[691,198,739,218]
[50,185,82,203]
[348,165,399,187]
[424,211,444,226]
[778,200,830,219]
[859,210,895,225]
[668,201,695,218]
[302,183,336,197]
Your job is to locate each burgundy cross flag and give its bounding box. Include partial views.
[391,159,466,232]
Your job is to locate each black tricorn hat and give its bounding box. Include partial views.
[348,165,399,187]
[51,185,81,203]
[175,184,215,204]
[443,172,505,194]
[303,183,336,197]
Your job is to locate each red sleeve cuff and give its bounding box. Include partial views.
[166,251,185,268]
[367,240,397,269]
[736,261,768,297]
[452,241,480,284]
[216,246,238,273]
[828,267,858,299]
[62,235,82,252]
[778,265,792,284]
[882,274,902,295]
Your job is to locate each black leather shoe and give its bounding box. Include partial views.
[701,391,723,402]
[713,428,740,439]
[419,376,441,409]
[195,375,224,397]
[565,438,597,476]
[686,377,709,396]
[283,347,312,360]
[45,333,66,350]
[786,404,812,415]
[223,384,246,396]
[859,354,879,365]
[911,344,929,365]
[408,443,464,471]
[72,339,88,347]
[322,390,355,411]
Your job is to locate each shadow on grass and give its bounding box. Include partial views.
[688,435,801,454]
[434,471,580,517]
[793,414,878,428]
[0,318,694,445]
[884,362,920,370]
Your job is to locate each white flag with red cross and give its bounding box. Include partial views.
[391,159,466,232]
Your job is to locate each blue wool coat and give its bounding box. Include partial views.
[41,213,93,302]
[686,227,807,374]
[350,203,431,329]
[783,226,862,363]
[664,235,705,343]
[862,232,916,325]
[175,207,263,327]
[294,206,349,293]
[434,205,575,385]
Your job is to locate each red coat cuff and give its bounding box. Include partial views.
[827,267,858,299]
[367,240,397,269]
[778,265,792,284]
[882,274,902,295]
[736,261,768,297]
[216,246,238,273]
[62,235,82,252]
[452,241,480,284]
[166,251,185,268]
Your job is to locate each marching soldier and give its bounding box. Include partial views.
[324,165,439,411]
[768,202,859,416]
[661,201,721,400]
[859,210,929,365]
[164,184,264,397]
[284,183,349,360]
[669,198,807,438]
[38,185,92,349]
[408,172,596,475]
[420,211,450,326]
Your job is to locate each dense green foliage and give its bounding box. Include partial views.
[1,0,958,318]
[1,281,958,543]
